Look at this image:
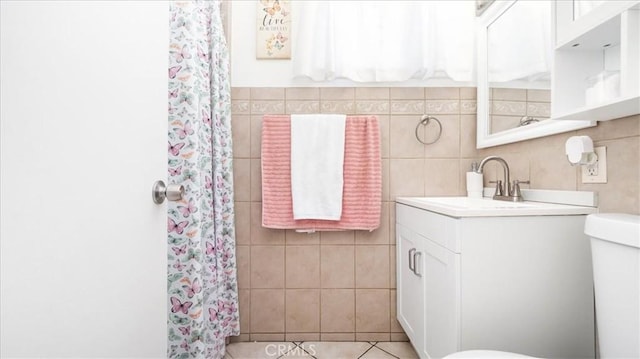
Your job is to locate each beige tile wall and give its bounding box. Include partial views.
[230,86,640,342]
[480,114,640,213]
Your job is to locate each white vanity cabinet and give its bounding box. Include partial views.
[397,222,460,358]
[396,224,427,354]
[396,200,596,359]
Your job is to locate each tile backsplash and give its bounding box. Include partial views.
[230,86,639,341]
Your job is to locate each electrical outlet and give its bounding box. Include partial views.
[582,146,607,183]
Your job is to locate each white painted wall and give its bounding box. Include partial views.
[231,1,295,87]
[1,1,168,357]
[230,1,473,88]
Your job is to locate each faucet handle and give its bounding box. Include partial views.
[511,180,530,199]
[489,180,504,196]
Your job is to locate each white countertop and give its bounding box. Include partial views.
[396,196,598,218]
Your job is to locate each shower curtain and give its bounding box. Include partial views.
[167,1,239,358]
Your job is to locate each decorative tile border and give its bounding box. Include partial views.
[460,100,477,114]
[491,100,526,116]
[356,100,390,114]
[320,100,356,114]
[251,100,285,114]
[231,100,251,115]
[527,102,551,118]
[390,100,425,114]
[285,101,320,114]
[425,100,459,114]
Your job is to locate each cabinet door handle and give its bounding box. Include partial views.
[413,251,423,277]
[408,248,416,273]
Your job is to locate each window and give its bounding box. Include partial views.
[292,1,477,83]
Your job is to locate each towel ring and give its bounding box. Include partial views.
[415,115,442,145]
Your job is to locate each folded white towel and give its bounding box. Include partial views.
[290,114,346,220]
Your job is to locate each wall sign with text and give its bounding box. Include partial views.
[256,0,291,59]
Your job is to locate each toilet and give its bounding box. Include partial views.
[585,213,640,358]
[445,213,640,359]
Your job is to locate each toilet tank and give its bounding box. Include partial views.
[585,213,640,359]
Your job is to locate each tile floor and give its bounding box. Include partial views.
[225,341,419,359]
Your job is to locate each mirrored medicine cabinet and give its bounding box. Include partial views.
[476,0,640,149]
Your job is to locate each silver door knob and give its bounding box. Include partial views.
[152,180,184,204]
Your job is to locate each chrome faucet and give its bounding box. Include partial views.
[476,156,527,202]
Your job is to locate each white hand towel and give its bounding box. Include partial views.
[290,114,346,220]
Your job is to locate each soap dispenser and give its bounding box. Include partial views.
[466,162,483,198]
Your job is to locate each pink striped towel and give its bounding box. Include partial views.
[261,115,381,231]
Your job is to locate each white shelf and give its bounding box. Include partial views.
[553,95,640,122]
[553,2,640,122]
[556,1,639,47]
[556,13,621,51]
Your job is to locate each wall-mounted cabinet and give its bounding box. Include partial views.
[553,1,640,121]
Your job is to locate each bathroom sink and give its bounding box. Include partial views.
[396,196,598,217]
[419,197,537,209]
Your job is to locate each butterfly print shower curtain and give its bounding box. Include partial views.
[167,2,239,358]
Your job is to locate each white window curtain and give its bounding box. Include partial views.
[292,1,477,83]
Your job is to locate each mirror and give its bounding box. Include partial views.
[487,0,551,135]
[476,0,594,148]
